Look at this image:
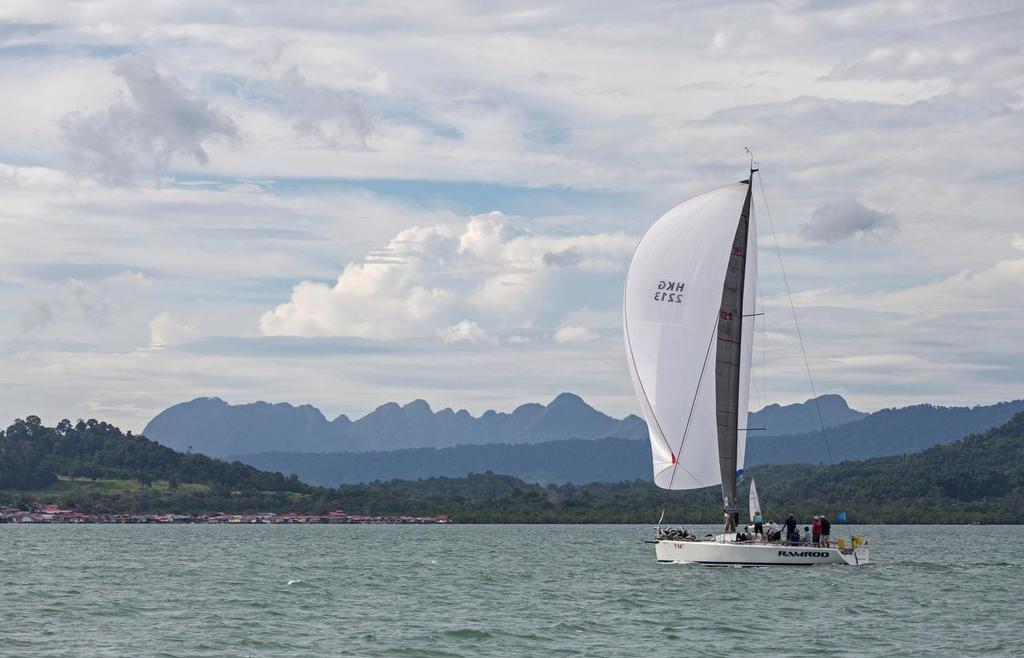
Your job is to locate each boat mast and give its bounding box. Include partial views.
[716,156,756,533]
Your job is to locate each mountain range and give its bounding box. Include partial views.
[233,399,1024,486]
[143,392,863,458]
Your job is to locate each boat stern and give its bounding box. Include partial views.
[840,547,869,566]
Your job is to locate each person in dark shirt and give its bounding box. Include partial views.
[821,516,832,545]
[785,515,797,543]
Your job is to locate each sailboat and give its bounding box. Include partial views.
[623,165,868,566]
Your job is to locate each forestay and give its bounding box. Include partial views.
[623,181,757,493]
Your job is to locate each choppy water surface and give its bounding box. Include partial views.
[1,524,1021,657]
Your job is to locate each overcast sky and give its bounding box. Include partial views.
[2,1,1022,431]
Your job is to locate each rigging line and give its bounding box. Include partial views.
[665,315,719,490]
[624,278,721,515]
[756,171,834,466]
[655,464,725,519]
[761,297,768,422]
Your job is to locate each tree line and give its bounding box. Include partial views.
[2,412,1023,523]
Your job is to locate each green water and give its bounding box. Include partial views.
[1,524,1021,657]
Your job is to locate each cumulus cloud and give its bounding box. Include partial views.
[261,212,633,339]
[799,198,896,243]
[553,326,598,343]
[438,320,497,345]
[149,312,199,348]
[260,223,459,339]
[61,54,238,183]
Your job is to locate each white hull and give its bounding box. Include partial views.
[656,539,869,566]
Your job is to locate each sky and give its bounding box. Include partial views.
[1,1,1022,432]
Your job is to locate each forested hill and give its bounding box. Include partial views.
[312,411,1024,524]
[746,399,1024,465]
[3,412,1023,523]
[744,409,1024,523]
[0,416,309,494]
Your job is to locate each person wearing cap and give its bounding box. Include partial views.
[812,515,823,545]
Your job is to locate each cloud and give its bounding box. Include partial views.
[149,312,199,348]
[67,278,120,327]
[61,54,238,183]
[20,299,56,332]
[1,2,1023,431]
[260,212,633,340]
[542,247,583,268]
[102,270,154,288]
[20,272,156,333]
[279,66,373,147]
[438,320,497,345]
[259,223,459,339]
[799,198,896,243]
[830,46,975,81]
[553,326,598,343]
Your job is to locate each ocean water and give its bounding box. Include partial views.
[1,524,1021,657]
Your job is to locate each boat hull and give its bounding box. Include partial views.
[655,540,869,566]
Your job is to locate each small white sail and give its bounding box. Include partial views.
[623,181,757,491]
[749,478,761,522]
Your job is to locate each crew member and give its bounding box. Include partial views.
[753,510,763,540]
[812,515,823,545]
[785,514,797,543]
[821,516,832,546]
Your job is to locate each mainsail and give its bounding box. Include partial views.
[623,180,757,523]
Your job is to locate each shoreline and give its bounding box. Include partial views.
[1,508,451,524]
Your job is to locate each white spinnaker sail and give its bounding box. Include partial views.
[749,479,761,522]
[623,182,757,490]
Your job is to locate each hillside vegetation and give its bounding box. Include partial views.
[3,412,1023,523]
[0,416,318,513]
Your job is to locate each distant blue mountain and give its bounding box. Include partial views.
[143,392,645,457]
[226,399,1024,486]
[144,392,867,459]
[749,394,866,435]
